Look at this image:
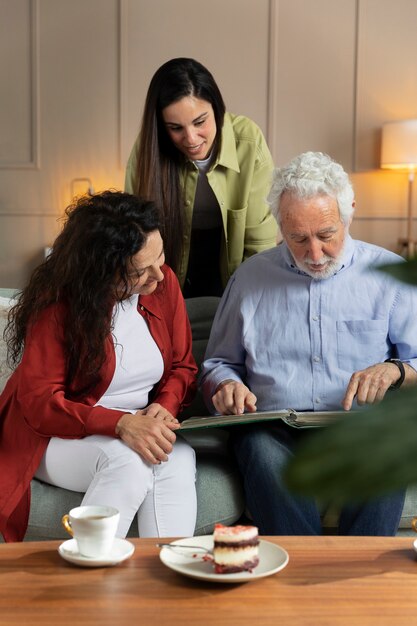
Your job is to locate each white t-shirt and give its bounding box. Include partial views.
[96,294,164,412]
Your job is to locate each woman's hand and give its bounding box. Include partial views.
[115,408,180,465]
[139,403,179,424]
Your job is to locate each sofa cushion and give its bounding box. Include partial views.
[181,296,220,419]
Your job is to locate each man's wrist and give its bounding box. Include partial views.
[384,358,405,390]
[215,379,238,392]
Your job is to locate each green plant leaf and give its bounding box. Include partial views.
[378,259,417,286]
[284,385,417,505]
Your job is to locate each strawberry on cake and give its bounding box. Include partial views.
[213,523,260,573]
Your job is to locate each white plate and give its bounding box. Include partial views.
[159,535,289,583]
[413,539,417,553]
[58,538,135,567]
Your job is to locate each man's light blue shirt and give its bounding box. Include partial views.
[200,236,417,413]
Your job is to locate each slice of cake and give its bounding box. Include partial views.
[213,523,259,573]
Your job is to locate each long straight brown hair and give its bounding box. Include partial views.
[133,58,226,273]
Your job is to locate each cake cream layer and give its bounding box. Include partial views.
[213,546,259,566]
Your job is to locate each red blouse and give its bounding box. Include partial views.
[0,265,197,541]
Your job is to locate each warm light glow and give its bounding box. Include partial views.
[381,119,417,171]
[70,177,94,199]
[380,119,417,258]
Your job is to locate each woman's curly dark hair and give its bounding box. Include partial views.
[5,191,160,395]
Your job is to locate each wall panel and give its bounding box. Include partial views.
[355,0,417,171]
[122,0,271,166]
[0,0,39,167]
[1,0,417,287]
[0,0,123,288]
[270,0,356,169]
[0,214,61,288]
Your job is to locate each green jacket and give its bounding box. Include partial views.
[125,112,278,288]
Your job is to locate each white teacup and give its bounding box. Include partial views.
[61,505,120,558]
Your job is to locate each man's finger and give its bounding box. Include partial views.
[244,392,257,413]
[233,386,248,414]
[342,378,358,411]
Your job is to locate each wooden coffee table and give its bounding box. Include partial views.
[1,536,417,625]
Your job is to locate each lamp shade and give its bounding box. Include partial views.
[381,119,417,170]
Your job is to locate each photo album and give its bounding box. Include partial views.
[180,409,348,430]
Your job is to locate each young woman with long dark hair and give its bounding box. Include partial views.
[125,58,278,297]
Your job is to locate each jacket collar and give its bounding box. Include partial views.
[214,113,240,173]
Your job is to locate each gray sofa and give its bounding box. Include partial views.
[1,289,416,538]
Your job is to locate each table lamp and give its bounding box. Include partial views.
[381,119,417,258]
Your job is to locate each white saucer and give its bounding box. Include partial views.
[413,539,417,554]
[159,535,289,583]
[58,538,135,567]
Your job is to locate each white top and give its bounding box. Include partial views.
[97,294,164,412]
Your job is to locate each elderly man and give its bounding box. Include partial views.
[200,151,417,536]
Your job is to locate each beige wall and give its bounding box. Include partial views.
[1,0,417,287]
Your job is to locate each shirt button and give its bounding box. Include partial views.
[312,316,319,321]
[140,306,144,311]
[313,356,320,362]
[315,397,321,403]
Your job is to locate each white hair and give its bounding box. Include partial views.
[268,152,355,225]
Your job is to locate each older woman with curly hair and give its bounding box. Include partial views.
[0,191,198,542]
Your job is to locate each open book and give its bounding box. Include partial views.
[180,409,348,431]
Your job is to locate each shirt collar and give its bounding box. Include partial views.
[136,270,168,320]
[138,293,162,319]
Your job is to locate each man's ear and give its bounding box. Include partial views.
[347,201,355,227]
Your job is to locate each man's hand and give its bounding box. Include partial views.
[115,409,179,465]
[342,361,413,410]
[212,380,257,415]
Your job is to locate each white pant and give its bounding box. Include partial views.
[35,434,197,538]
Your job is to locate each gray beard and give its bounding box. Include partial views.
[293,246,345,280]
